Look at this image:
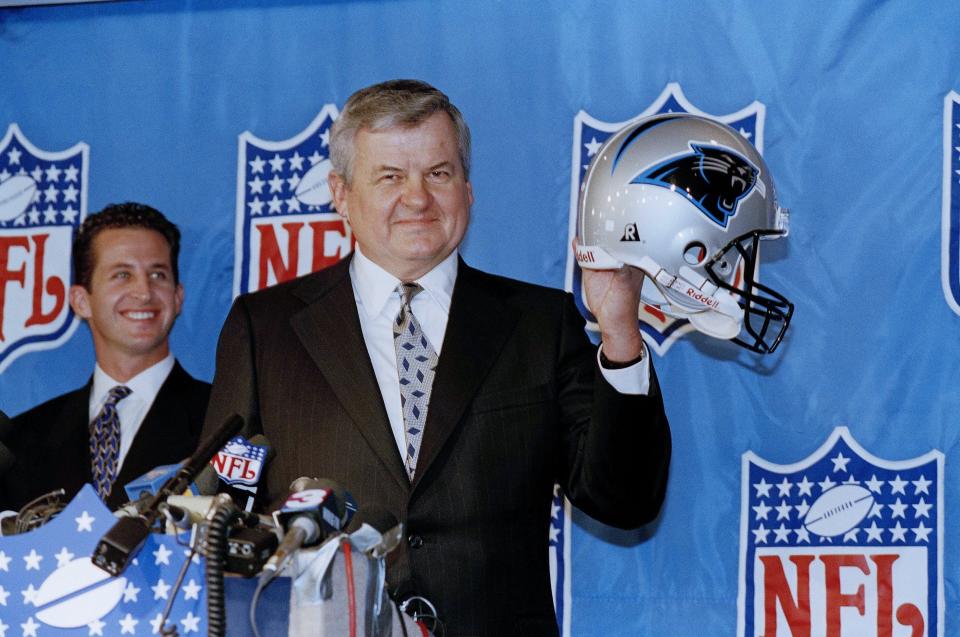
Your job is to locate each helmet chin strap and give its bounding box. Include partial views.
[636,256,743,340]
[687,309,740,340]
[577,246,746,340]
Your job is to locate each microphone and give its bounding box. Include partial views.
[120,462,196,507]
[200,434,274,510]
[116,434,273,515]
[260,478,348,581]
[91,413,244,576]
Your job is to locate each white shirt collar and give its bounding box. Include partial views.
[91,353,175,413]
[351,245,458,319]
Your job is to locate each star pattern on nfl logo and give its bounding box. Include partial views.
[0,485,207,635]
[738,426,944,637]
[235,105,355,295]
[0,124,87,373]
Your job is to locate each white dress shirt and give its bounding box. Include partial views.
[349,246,651,458]
[88,353,175,471]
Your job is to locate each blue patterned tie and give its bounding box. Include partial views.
[393,283,438,481]
[89,385,131,500]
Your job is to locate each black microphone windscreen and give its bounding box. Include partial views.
[286,477,347,522]
[193,463,220,497]
[193,432,274,496]
[183,413,244,479]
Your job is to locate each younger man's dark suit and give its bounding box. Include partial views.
[1,361,210,511]
[204,256,671,636]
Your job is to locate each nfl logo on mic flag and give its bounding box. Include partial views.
[234,105,356,296]
[737,427,944,636]
[210,436,268,487]
[565,83,763,355]
[0,124,87,373]
[0,484,207,635]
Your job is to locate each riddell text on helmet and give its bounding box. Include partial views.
[686,287,720,309]
[576,248,595,263]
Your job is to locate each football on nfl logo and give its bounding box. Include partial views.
[234,105,356,296]
[738,426,944,636]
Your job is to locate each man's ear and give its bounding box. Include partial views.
[329,170,348,220]
[174,283,184,317]
[69,284,92,320]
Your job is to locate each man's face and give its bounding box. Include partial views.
[329,111,473,280]
[70,228,183,375]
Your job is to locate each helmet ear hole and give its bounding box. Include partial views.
[683,241,707,266]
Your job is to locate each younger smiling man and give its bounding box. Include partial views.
[1,203,209,510]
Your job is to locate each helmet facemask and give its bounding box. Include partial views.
[705,229,793,353]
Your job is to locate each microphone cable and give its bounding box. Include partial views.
[154,543,195,637]
[248,567,269,637]
[203,493,252,637]
[400,595,444,637]
[343,538,357,637]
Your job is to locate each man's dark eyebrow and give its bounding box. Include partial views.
[103,260,172,271]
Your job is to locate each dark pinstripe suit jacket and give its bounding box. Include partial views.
[1,361,210,511]
[204,256,671,636]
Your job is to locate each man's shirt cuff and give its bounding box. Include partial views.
[597,343,651,395]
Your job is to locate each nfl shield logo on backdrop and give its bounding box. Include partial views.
[942,91,960,316]
[234,105,355,296]
[0,124,87,373]
[565,83,763,355]
[738,427,944,636]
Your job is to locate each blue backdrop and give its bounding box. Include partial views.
[1,1,958,635]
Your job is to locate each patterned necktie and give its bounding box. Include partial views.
[89,385,132,500]
[393,283,438,481]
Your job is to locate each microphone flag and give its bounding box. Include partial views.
[0,484,207,635]
[208,435,268,488]
[122,462,199,504]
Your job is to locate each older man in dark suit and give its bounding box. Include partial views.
[1,203,209,511]
[204,80,670,636]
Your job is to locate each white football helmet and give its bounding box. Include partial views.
[575,113,793,353]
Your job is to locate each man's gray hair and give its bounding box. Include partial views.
[329,79,472,184]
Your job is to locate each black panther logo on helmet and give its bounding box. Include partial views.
[631,143,759,228]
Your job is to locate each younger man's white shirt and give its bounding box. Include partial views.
[88,354,175,471]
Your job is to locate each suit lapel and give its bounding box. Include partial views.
[412,261,519,489]
[289,259,409,491]
[114,362,193,490]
